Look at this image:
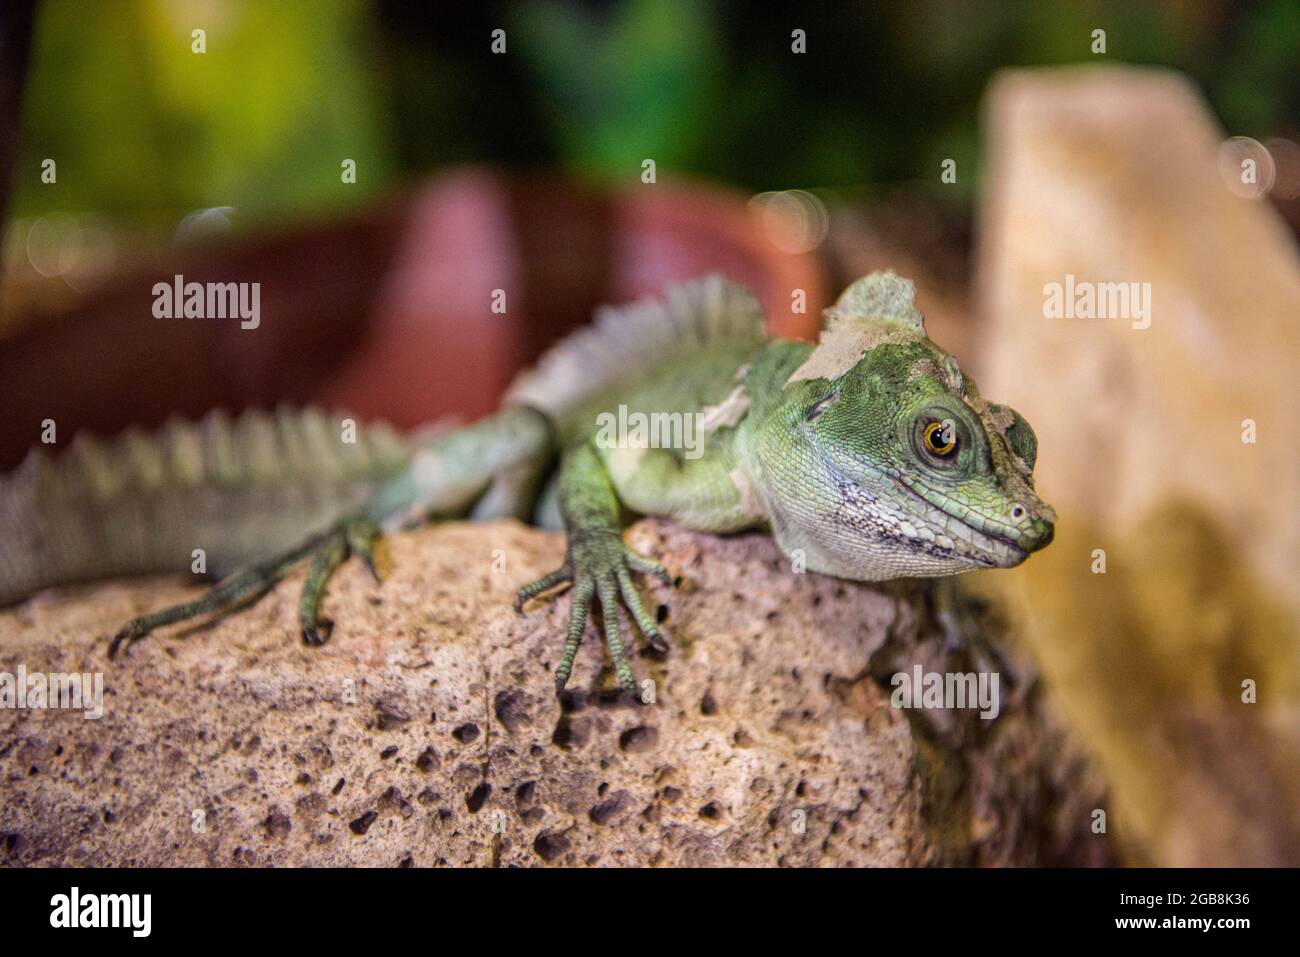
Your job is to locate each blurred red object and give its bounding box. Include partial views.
[0,170,827,469]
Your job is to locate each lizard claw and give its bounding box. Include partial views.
[302,618,334,647]
[643,627,670,654]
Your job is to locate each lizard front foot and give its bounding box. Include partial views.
[516,538,672,694]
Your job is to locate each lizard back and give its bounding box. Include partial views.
[505,274,769,431]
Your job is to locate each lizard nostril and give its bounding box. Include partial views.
[1010,503,1027,522]
[1019,517,1054,552]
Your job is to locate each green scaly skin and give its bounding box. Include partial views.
[10,271,1056,694]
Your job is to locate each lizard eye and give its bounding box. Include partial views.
[922,420,958,458]
[805,392,838,421]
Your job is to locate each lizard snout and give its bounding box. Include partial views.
[1016,516,1054,553]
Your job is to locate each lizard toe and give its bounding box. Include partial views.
[107,620,146,659]
[515,565,572,613]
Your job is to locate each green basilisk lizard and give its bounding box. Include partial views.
[0,271,1055,692]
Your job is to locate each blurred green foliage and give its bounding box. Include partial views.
[12,0,393,228]
[9,0,1297,230]
[513,0,724,177]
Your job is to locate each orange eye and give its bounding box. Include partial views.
[923,420,958,457]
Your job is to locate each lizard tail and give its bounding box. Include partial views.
[0,406,412,605]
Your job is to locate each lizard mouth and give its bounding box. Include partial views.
[885,478,1029,568]
[934,515,1028,567]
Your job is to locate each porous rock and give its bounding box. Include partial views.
[0,520,1103,866]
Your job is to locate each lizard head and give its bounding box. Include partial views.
[755,271,1056,580]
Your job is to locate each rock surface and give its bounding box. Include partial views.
[0,520,1103,867]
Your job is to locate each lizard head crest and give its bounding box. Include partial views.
[824,269,926,335]
[785,271,930,386]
